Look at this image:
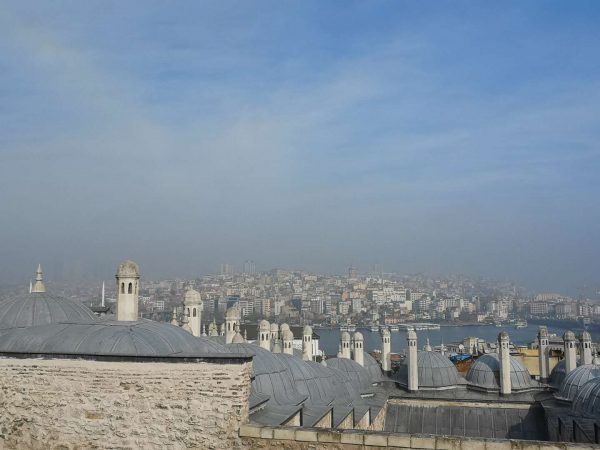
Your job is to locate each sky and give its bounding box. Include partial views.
[1,1,599,293]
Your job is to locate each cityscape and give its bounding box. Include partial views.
[2,1,600,449]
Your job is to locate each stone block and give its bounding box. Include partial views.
[238,424,261,438]
[364,433,388,446]
[435,436,460,450]
[459,438,488,450]
[259,426,274,439]
[387,433,411,448]
[295,429,318,442]
[485,440,511,450]
[273,427,296,441]
[340,431,364,445]
[411,435,436,449]
[317,430,342,443]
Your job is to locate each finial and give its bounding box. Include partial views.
[243,328,248,341]
[170,308,179,326]
[201,324,207,336]
[31,264,46,293]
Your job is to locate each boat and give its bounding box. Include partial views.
[514,320,527,329]
[370,325,379,332]
[348,325,356,333]
[390,325,399,332]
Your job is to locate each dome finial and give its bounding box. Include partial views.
[424,338,432,352]
[31,264,46,293]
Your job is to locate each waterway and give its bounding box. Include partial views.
[315,323,586,355]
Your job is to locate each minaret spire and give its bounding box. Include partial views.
[31,264,46,293]
[101,281,105,307]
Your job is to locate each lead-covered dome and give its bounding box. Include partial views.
[571,378,600,418]
[397,351,460,389]
[550,359,582,388]
[326,357,373,391]
[466,353,534,391]
[557,365,600,402]
[0,292,98,330]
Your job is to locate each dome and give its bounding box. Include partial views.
[581,330,592,341]
[275,354,337,406]
[282,329,294,341]
[556,364,600,402]
[280,323,290,333]
[354,331,364,341]
[407,328,417,340]
[382,327,390,336]
[303,325,312,335]
[0,319,228,356]
[341,331,351,341]
[549,359,582,388]
[397,351,460,389]
[571,378,600,418]
[270,323,279,332]
[563,330,576,341]
[0,292,98,330]
[225,307,238,318]
[466,353,534,391]
[259,319,270,331]
[326,357,372,391]
[183,288,201,306]
[116,260,139,277]
[363,352,385,383]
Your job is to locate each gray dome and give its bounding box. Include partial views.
[0,292,98,329]
[466,353,533,391]
[275,354,337,406]
[326,357,372,391]
[557,364,600,402]
[363,352,385,383]
[0,320,228,356]
[549,359,582,388]
[397,351,460,389]
[571,378,600,418]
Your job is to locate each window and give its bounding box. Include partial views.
[121,283,125,294]
[128,282,133,294]
[193,308,197,317]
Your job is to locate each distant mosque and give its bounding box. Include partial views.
[0,261,598,448]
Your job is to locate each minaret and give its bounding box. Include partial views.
[538,326,549,381]
[303,325,313,361]
[341,331,352,359]
[225,307,239,344]
[564,330,577,374]
[581,331,593,365]
[259,320,271,350]
[407,328,418,392]
[183,287,202,337]
[498,331,512,395]
[270,323,279,342]
[31,264,46,293]
[170,308,179,326]
[181,310,192,334]
[29,280,32,294]
[101,281,105,307]
[282,329,294,355]
[115,260,140,321]
[219,323,225,336]
[352,332,364,366]
[382,327,391,372]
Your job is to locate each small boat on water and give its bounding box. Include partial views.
[370,325,379,332]
[348,325,356,333]
[390,325,399,332]
[514,320,527,329]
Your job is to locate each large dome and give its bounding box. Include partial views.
[0,320,227,356]
[466,353,534,391]
[556,364,600,402]
[571,378,600,418]
[326,357,373,392]
[0,292,98,330]
[397,351,460,389]
[549,359,582,388]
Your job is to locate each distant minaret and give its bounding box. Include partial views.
[498,332,512,395]
[341,332,352,359]
[352,332,364,366]
[382,327,391,372]
[31,264,46,293]
[407,328,418,392]
[116,260,140,321]
[101,281,105,307]
[270,323,279,342]
[581,331,593,365]
[283,329,294,355]
[29,280,32,294]
[303,325,313,361]
[225,307,239,344]
[259,320,271,351]
[564,330,577,374]
[183,287,202,337]
[537,326,549,381]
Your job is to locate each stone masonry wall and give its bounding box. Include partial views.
[0,358,251,450]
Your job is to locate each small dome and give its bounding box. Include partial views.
[581,331,592,341]
[538,326,549,338]
[466,353,534,391]
[0,292,98,329]
[183,288,201,306]
[0,320,228,356]
[116,260,139,277]
[303,325,312,335]
[280,323,290,333]
[397,351,460,389]
[407,328,417,340]
[557,364,600,402]
[353,331,364,341]
[382,327,390,336]
[270,323,279,332]
[225,307,238,318]
[341,331,351,341]
[259,319,270,331]
[564,330,576,341]
[571,378,600,418]
[282,329,294,341]
[498,331,509,341]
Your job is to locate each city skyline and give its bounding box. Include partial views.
[2,2,600,292]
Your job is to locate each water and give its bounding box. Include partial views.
[315,324,578,355]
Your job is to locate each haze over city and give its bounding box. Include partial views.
[1,2,599,293]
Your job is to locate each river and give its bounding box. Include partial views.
[314,323,586,355]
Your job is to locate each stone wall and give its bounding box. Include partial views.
[240,424,599,449]
[0,357,251,450]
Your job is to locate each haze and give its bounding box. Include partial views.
[1,2,599,293]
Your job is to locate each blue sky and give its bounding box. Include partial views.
[1,1,599,293]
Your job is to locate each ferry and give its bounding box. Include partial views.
[514,320,528,329]
[348,324,356,333]
[370,325,379,332]
[390,325,400,332]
